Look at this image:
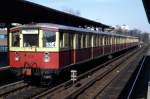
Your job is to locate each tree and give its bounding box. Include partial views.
[62,7,81,16]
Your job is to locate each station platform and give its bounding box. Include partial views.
[129,46,150,99]
[146,48,150,99]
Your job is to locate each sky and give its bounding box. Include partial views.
[27,0,150,33]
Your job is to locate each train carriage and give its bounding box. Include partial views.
[9,23,139,83]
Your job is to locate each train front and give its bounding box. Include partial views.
[9,25,60,83]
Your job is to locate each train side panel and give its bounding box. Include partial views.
[10,51,59,69]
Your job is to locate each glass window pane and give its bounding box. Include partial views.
[82,35,86,48]
[64,33,69,48]
[23,34,39,47]
[78,34,81,48]
[69,34,74,48]
[12,32,20,47]
[43,31,56,48]
[59,33,63,48]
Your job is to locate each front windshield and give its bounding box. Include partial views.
[43,31,56,48]
[23,34,39,47]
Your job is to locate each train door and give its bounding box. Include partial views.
[22,29,39,63]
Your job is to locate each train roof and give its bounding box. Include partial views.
[11,23,138,39]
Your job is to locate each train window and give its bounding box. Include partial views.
[113,37,115,45]
[109,37,111,45]
[85,35,88,47]
[115,37,116,44]
[104,37,106,45]
[96,36,99,47]
[120,38,121,44]
[88,35,92,47]
[99,36,101,46]
[86,35,89,48]
[23,34,39,47]
[59,33,69,48]
[101,36,103,46]
[82,34,86,48]
[69,34,74,49]
[104,37,107,45]
[116,38,118,44]
[107,37,109,45]
[59,33,63,48]
[12,32,20,47]
[43,31,56,48]
[93,35,96,47]
[108,37,109,45]
[78,34,82,49]
[117,38,118,44]
[103,37,105,46]
[92,35,94,47]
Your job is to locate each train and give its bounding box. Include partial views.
[9,23,139,84]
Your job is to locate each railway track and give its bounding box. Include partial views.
[0,47,145,99]
[31,47,146,99]
[0,80,50,98]
[0,80,28,97]
[3,86,48,99]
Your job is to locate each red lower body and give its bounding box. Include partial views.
[10,43,138,77]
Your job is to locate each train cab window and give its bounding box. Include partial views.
[43,31,56,48]
[23,34,39,47]
[12,32,20,47]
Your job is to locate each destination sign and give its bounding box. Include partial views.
[22,29,38,34]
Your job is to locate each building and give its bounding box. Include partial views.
[0,28,7,52]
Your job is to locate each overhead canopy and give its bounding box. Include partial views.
[143,0,150,23]
[0,0,110,29]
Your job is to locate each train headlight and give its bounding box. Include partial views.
[44,52,50,62]
[15,52,20,61]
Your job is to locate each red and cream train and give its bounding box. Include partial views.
[9,23,139,82]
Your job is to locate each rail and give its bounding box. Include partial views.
[0,66,10,71]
